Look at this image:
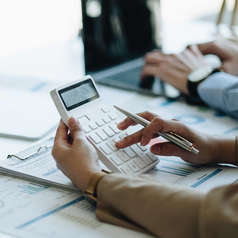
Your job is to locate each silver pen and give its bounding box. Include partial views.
[114,106,199,155]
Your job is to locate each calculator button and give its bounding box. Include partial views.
[123,147,136,158]
[101,106,110,113]
[130,144,152,165]
[108,113,117,120]
[77,116,89,124]
[136,143,148,152]
[119,132,128,139]
[102,116,111,123]
[89,133,101,144]
[106,140,118,151]
[109,154,123,165]
[127,161,140,172]
[121,165,133,174]
[96,130,108,141]
[99,144,112,155]
[102,127,114,137]
[83,125,91,133]
[109,124,120,134]
[112,135,120,143]
[89,122,98,130]
[116,151,130,162]
[134,157,146,169]
[95,119,104,127]
[140,154,153,165]
[146,152,158,162]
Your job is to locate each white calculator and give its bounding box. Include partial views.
[50,75,159,174]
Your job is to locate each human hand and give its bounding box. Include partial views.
[52,117,101,192]
[141,45,209,95]
[197,39,238,76]
[115,111,236,165]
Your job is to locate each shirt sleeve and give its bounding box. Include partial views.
[96,173,238,238]
[198,72,238,118]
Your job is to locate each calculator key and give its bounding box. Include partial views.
[136,143,148,152]
[121,165,133,174]
[146,152,158,162]
[108,113,117,120]
[96,130,108,141]
[130,144,152,165]
[102,127,114,137]
[99,144,112,155]
[89,122,98,130]
[89,133,101,144]
[95,119,104,127]
[119,132,128,139]
[109,154,123,166]
[112,135,120,143]
[109,124,120,134]
[127,161,140,172]
[83,125,91,133]
[102,116,111,123]
[123,147,136,158]
[140,154,153,165]
[116,150,130,162]
[77,115,89,124]
[106,140,118,151]
[134,157,146,169]
[101,106,110,113]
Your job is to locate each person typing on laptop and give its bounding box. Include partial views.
[52,115,238,238]
[141,39,238,118]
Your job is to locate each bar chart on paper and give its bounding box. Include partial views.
[175,166,238,192]
[148,156,201,184]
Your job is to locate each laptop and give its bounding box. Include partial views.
[81,0,170,96]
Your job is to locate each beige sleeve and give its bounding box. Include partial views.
[96,173,238,238]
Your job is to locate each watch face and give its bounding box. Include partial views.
[188,65,212,82]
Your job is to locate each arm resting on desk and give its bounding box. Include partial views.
[198,72,238,118]
[96,173,238,238]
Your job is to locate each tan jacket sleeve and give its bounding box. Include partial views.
[96,173,238,238]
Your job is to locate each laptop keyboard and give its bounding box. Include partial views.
[103,67,142,85]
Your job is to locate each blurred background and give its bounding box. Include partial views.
[0,0,235,58]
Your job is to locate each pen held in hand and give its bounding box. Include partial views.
[114,105,199,155]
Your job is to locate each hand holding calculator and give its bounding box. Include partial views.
[50,75,159,174]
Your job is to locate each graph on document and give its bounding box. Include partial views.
[148,156,201,185]
[17,183,50,195]
[175,166,238,192]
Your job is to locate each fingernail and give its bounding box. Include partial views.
[150,145,160,154]
[140,136,146,146]
[68,117,77,128]
[157,146,161,154]
[117,138,126,144]
[117,121,125,126]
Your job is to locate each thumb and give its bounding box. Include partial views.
[68,117,85,140]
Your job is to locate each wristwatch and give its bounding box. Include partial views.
[187,65,220,99]
[84,169,110,201]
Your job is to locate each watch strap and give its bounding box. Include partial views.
[187,68,221,99]
[84,169,110,201]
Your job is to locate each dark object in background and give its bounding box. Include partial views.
[81,0,168,96]
[140,76,155,89]
[81,0,160,72]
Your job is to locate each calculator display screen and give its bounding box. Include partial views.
[59,79,99,111]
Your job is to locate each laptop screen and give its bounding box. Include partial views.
[81,0,161,73]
